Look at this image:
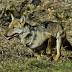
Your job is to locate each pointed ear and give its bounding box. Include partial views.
[11,14,14,21]
[20,16,25,24]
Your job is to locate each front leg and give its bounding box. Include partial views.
[54,32,61,61]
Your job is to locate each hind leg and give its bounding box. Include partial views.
[46,37,52,55]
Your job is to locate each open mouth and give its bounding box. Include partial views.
[4,33,19,40]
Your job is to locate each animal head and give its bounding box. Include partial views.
[9,14,25,28]
[5,14,26,39]
[5,24,30,40]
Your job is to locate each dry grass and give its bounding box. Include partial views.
[0,0,72,72]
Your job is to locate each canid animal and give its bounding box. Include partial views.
[5,14,66,61]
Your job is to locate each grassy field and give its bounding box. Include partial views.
[0,57,72,72]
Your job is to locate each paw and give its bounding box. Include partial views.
[53,54,60,61]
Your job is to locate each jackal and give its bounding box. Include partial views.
[5,14,66,61]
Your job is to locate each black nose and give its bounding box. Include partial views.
[4,34,12,40]
[4,36,11,40]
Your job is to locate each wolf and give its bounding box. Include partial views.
[5,14,66,61]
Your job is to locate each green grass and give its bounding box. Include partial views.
[0,57,72,72]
